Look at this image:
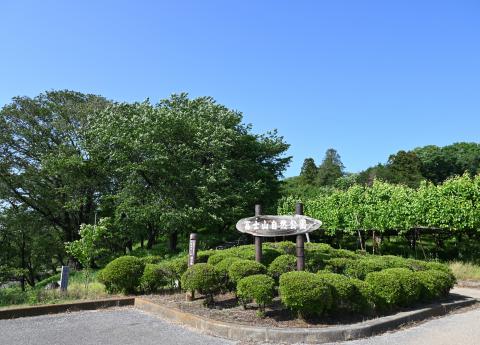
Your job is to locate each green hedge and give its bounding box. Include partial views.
[237,274,275,312]
[365,268,421,307]
[99,256,145,294]
[324,258,354,274]
[344,257,391,280]
[228,260,267,283]
[316,272,358,312]
[416,269,454,300]
[264,241,296,255]
[279,271,333,318]
[268,254,297,280]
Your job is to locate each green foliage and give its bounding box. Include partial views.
[196,250,217,263]
[279,271,333,317]
[316,272,358,312]
[264,241,296,255]
[139,256,164,265]
[228,260,267,283]
[279,173,480,237]
[181,263,221,303]
[350,278,379,314]
[416,269,454,300]
[324,258,354,274]
[316,148,345,186]
[140,264,168,293]
[300,158,318,184]
[365,268,421,307]
[99,256,145,294]
[268,254,297,280]
[236,274,275,312]
[344,258,391,280]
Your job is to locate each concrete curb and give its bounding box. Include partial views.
[134,296,477,344]
[0,297,135,320]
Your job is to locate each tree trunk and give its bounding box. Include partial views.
[146,224,157,249]
[168,232,178,252]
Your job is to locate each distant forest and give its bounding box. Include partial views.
[282,142,480,199]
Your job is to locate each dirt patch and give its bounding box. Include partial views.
[141,292,469,329]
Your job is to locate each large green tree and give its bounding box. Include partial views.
[299,158,318,184]
[316,148,345,186]
[89,94,291,250]
[0,90,112,243]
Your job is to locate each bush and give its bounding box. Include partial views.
[324,258,354,274]
[207,252,231,266]
[416,269,454,300]
[425,261,454,275]
[228,260,267,284]
[139,256,164,265]
[140,264,165,293]
[316,272,357,312]
[279,271,333,318]
[365,268,421,307]
[100,256,145,294]
[264,241,296,255]
[196,250,217,263]
[344,257,391,280]
[215,257,242,290]
[331,249,360,260]
[268,255,297,280]
[237,274,275,312]
[350,278,380,314]
[181,263,221,304]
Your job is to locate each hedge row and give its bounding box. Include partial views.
[99,243,455,316]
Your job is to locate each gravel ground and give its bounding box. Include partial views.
[0,308,236,345]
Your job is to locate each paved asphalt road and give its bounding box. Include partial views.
[1,288,479,345]
[0,308,236,345]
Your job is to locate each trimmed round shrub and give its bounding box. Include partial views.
[324,258,354,274]
[316,272,357,312]
[237,274,275,312]
[305,242,334,253]
[365,268,422,307]
[140,263,168,293]
[305,251,331,272]
[181,263,221,303]
[228,260,267,283]
[215,257,242,290]
[425,261,454,275]
[344,257,391,280]
[416,269,455,300]
[100,256,145,294]
[268,254,297,280]
[279,271,333,318]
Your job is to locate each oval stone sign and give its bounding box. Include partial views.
[236,215,322,237]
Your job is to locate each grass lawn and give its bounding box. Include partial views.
[0,270,110,309]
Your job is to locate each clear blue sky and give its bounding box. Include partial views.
[1,1,479,177]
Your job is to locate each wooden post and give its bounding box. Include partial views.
[295,202,305,271]
[188,233,198,267]
[60,266,69,292]
[255,204,262,263]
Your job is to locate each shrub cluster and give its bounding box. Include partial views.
[100,256,145,294]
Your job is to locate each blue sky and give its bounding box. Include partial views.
[1,1,479,177]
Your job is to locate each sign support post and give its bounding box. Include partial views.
[295,203,305,271]
[254,204,262,263]
[188,233,198,267]
[60,266,70,292]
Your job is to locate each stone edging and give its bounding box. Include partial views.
[134,296,477,344]
[0,297,135,320]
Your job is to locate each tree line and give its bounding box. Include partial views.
[0,90,290,289]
